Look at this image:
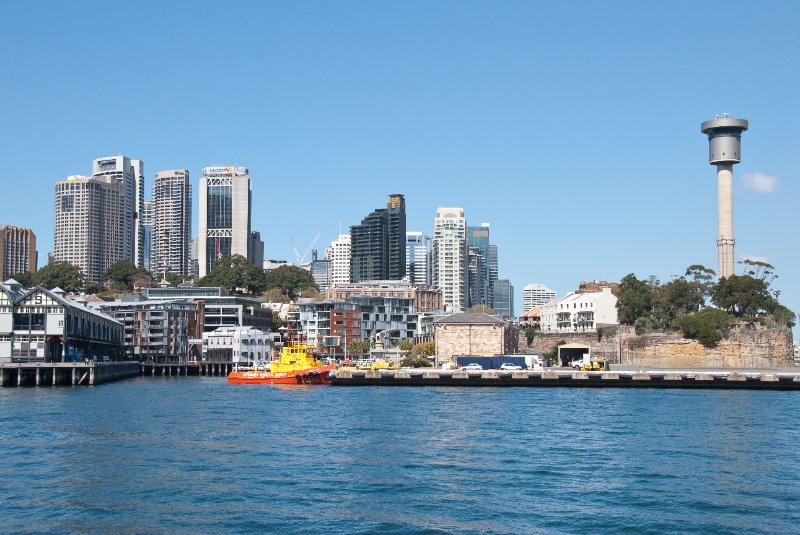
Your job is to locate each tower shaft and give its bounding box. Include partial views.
[716,163,734,278]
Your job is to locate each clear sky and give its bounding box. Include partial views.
[1,1,798,328]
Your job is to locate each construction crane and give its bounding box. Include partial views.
[290,227,325,265]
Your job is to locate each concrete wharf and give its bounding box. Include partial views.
[139,362,233,377]
[0,362,140,387]
[330,368,800,390]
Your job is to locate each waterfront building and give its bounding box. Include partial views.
[145,285,270,333]
[141,201,155,273]
[297,300,361,356]
[539,287,618,333]
[153,170,191,276]
[0,226,37,281]
[250,231,264,268]
[325,234,351,286]
[432,207,468,312]
[92,156,145,267]
[53,174,125,283]
[493,279,514,318]
[433,312,518,365]
[350,194,406,282]
[405,231,431,286]
[0,282,123,363]
[92,295,200,363]
[522,283,556,313]
[204,326,271,365]
[325,280,442,312]
[198,166,251,277]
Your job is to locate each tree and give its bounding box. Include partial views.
[712,274,773,318]
[410,342,435,359]
[765,303,796,329]
[676,308,732,348]
[400,354,432,368]
[104,260,140,291]
[658,277,705,321]
[523,327,536,345]
[399,339,413,351]
[9,271,35,287]
[261,288,290,303]
[199,255,266,295]
[263,265,318,300]
[614,274,655,325]
[271,311,283,331]
[34,261,85,292]
[542,340,567,365]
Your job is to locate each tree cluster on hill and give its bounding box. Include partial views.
[615,261,795,347]
[198,255,318,299]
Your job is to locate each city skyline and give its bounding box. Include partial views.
[1,2,797,327]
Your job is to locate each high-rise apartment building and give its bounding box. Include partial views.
[141,200,155,273]
[325,234,351,286]
[523,283,556,312]
[92,156,145,267]
[0,226,37,281]
[198,166,251,277]
[488,244,498,307]
[467,246,486,308]
[153,170,192,276]
[405,231,431,286]
[53,175,125,283]
[350,194,406,282]
[493,278,514,318]
[250,231,264,268]
[432,207,468,311]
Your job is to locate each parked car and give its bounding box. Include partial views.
[499,363,522,371]
[461,363,483,371]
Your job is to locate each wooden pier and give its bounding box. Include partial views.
[330,368,800,390]
[0,362,140,387]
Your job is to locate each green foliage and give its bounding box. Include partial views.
[712,274,773,318]
[399,339,414,351]
[263,265,318,300]
[523,327,536,345]
[199,255,267,295]
[104,260,150,291]
[350,340,371,355]
[766,303,796,329]
[542,340,567,363]
[634,317,653,335]
[271,311,283,331]
[9,271,35,286]
[35,261,85,293]
[615,274,655,325]
[400,354,432,368]
[676,308,732,348]
[410,342,435,358]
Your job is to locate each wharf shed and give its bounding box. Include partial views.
[434,312,518,366]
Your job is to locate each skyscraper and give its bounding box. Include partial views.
[250,231,264,268]
[53,175,125,283]
[488,244,498,307]
[432,207,468,311]
[141,200,154,273]
[154,170,192,276]
[198,166,251,277]
[0,226,36,281]
[405,231,431,286]
[493,279,514,318]
[350,194,406,282]
[92,156,145,267]
[523,283,556,312]
[467,224,491,307]
[326,234,351,286]
[467,246,486,307]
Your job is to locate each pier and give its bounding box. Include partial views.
[0,362,140,386]
[330,368,800,390]
[139,362,233,377]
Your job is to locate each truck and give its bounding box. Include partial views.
[453,355,534,370]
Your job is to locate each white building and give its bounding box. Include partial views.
[204,326,271,366]
[53,175,125,284]
[198,166,251,277]
[406,231,431,286]
[92,156,145,267]
[432,208,468,311]
[154,169,192,275]
[540,287,618,333]
[523,283,556,313]
[325,234,351,286]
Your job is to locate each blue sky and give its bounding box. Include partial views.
[1,1,798,327]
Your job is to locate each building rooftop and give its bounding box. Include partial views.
[434,312,506,325]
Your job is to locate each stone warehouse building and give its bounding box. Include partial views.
[433,312,518,365]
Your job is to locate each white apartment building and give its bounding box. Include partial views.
[540,287,618,333]
[204,326,271,366]
[325,234,351,286]
[523,283,556,313]
[53,175,125,284]
[198,166,251,277]
[406,231,431,286]
[92,156,145,267]
[432,208,468,311]
[154,170,191,275]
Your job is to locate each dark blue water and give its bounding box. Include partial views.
[1,378,798,534]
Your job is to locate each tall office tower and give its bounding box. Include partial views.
[488,244,498,307]
[467,224,491,306]
[53,175,125,283]
[350,194,406,282]
[309,251,330,292]
[153,170,192,276]
[325,234,351,286]
[0,226,37,281]
[701,115,749,279]
[405,231,432,286]
[92,156,145,267]
[433,207,468,311]
[198,166,252,277]
[493,278,513,318]
[522,283,556,312]
[467,246,486,308]
[141,200,155,273]
[189,237,199,278]
[250,231,264,268]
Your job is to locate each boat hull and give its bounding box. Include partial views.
[228,365,335,385]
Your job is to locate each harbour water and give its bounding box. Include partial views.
[1,377,798,534]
